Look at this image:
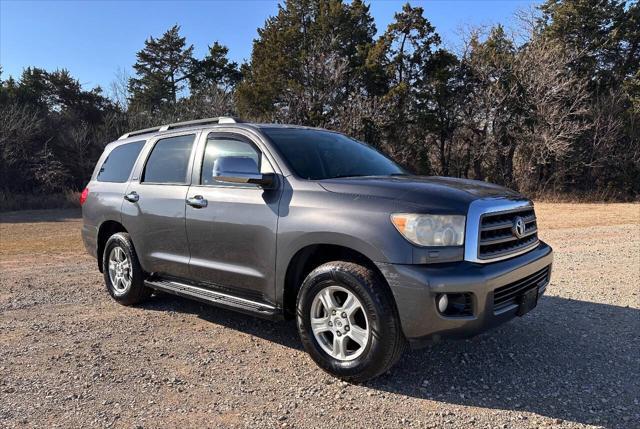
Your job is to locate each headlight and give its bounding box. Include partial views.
[390,214,465,246]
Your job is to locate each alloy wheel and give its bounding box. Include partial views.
[107,246,132,296]
[310,285,370,361]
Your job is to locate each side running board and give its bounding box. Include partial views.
[144,278,280,320]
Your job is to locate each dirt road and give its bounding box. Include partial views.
[1,204,638,428]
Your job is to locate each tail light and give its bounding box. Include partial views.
[80,187,89,206]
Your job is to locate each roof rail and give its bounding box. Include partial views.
[118,116,242,140]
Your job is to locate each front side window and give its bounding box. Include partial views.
[142,134,195,184]
[97,141,145,183]
[201,135,266,185]
[262,128,405,180]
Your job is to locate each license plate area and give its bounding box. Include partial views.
[516,287,538,316]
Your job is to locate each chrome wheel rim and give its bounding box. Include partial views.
[108,246,132,296]
[310,285,370,361]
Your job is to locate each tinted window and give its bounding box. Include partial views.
[97,141,145,183]
[262,128,405,180]
[142,135,195,184]
[201,135,265,185]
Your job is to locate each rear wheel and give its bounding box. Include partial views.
[103,232,151,305]
[296,261,406,382]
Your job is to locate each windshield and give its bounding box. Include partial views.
[262,128,406,180]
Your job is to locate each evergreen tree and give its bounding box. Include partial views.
[460,25,524,186]
[376,3,440,91]
[538,0,636,90]
[189,42,241,94]
[128,25,194,111]
[415,49,462,176]
[538,0,639,193]
[368,3,444,172]
[236,0,377,124]
[0,67,115,194]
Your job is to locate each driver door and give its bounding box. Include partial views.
[185,132,281,303]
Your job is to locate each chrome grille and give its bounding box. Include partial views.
[478,206,539,261]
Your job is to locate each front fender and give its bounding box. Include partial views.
[274,183,415,306]
[283,231,389,265]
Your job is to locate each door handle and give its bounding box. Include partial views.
[186,195,208,208]
[124,191,139,203]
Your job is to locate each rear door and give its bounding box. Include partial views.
[82,140,146,256]
[185,131,282,303]
[121,132,199,278]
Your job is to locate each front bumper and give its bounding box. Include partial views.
[377,241,553,347]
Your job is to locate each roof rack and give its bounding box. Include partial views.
[118,116,242,140]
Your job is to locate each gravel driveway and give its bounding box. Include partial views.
[0,204,638,428]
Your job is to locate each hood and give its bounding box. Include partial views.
[318,176,525,213]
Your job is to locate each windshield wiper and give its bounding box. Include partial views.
[325,173,409,179]
[328,174,369,179]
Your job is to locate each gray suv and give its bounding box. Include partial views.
[81,117,553,381]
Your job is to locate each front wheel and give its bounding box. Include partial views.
[296,261,406,382]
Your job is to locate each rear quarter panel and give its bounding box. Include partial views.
[81,180,127,258]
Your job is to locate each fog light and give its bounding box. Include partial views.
[437,294,448,313]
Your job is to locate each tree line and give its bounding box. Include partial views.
[1,0,638,204]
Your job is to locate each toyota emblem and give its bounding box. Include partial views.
[512,216,526,238]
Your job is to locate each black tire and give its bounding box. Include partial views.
[102,232,151,305]
[296,261,406,382]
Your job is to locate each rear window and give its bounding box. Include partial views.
[97,141,145,183]
[142,134,195,184]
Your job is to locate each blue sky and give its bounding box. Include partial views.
[1,0,539,94]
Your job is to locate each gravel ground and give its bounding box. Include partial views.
[0,204,638,429]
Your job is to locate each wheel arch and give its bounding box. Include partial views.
[282,243,394,319]
[96,220,128,272]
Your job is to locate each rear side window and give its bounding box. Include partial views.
[142,134,195,184]
[97,141,145,183]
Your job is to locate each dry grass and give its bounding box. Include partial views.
[534,202,639,230]
[530,189,639,203]
[0,209,84,263]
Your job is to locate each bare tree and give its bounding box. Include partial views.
[0,103,44,191]
[274,48,350,127]
[178,85,235,119]
[109,67,131,110]
[31,138,69,192]
[0,103,42,151]
[514,36,593,192]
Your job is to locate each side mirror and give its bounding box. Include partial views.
[213,156,275,189]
